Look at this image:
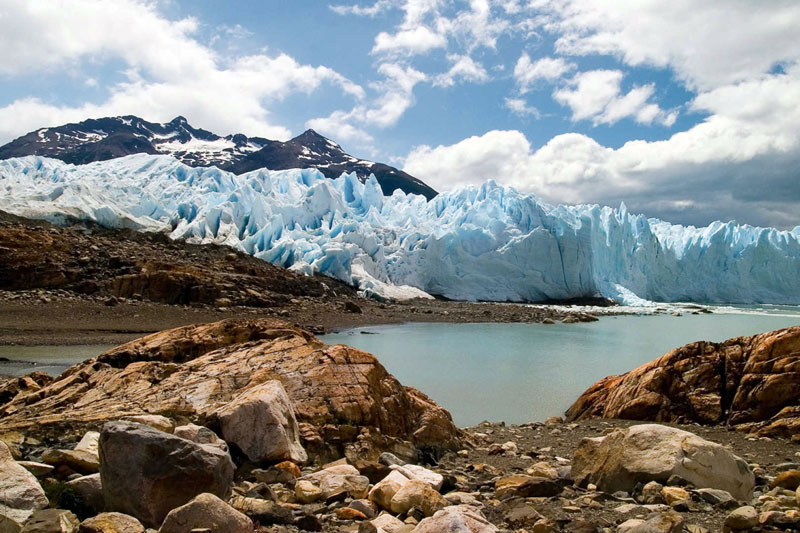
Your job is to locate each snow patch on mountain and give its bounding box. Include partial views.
[1,154,798,305]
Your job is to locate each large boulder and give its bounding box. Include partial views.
[0,441,49,531]
[413,505,498,532]
[567,326,800,439]
[0,320,462,460]
[158,493,252,533]
[571,424,754,500]
[98,421,234,528]
[214,380,307,464]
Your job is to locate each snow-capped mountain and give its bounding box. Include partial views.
[0,116,437,199]
[1,154,798,305]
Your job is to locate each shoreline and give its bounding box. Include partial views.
[0,289,740,347]
[0,290,614,346]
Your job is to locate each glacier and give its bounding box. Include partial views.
[1,154,799,305]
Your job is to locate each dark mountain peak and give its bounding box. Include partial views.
[293,128,336,145]
[295,128,325,139]
[0,115,437,200]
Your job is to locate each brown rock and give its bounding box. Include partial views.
[66,474,104,514]
[495,474,562,498]
[40,449,99,475]
[369,470,410,510]
[214,380,307,464]
[0,441,49,531]
[99,421,234,528]
[389,480,447,517]
[158,493,253,533]
[771,470,800,490]
[20,509,80,533]
[78,512,144,533]
[0,319,462,460]
[572,424,754,501]
[566,326,800,438]
[274,460,301,478]
[413,505,498,532]
[335,507,368,520]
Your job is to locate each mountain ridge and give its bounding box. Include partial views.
[0,115,437,199]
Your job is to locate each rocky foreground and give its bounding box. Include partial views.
[1,321,799,532]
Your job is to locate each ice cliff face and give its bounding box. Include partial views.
[1,154,798,305]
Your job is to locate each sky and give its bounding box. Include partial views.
[1,1,799,229]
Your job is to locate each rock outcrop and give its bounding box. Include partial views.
[0,319,462,460]
[566,326,800,439]
[571,424,755,500]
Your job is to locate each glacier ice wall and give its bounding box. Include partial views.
[1,154,799,305]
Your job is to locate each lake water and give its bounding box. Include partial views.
[0,345,115,378]
[320,307,800,426]
[2,306,798,427]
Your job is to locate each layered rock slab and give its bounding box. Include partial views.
[0,319,462,459]
[566,326,800,438]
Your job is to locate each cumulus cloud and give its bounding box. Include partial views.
[553,69,676,126]
[433,54,489,87]
[373,25,447,55]
[513,54,574,93]
[307,63,427,146]
[329,0,397,17]
[541,1,800,91]
[405,61,800,227]
[367,0,511,57]
[504,97,540,118]
[0,0,364,143]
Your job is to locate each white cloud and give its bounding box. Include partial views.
[372,25,447,55]
[504,97,539,118]
[405,62,800,227]
[369,0,446,56]
[367,0,511,57]
[0,0,364,143]
[329,0,397,17]
[405,130,534,191]
[440,0,510,51]
[513,54,574,93]
[307,63,427,147]
[541,1,800,91]
[433,54,489,87]
[0,0,212,79]
[553,69,676,126]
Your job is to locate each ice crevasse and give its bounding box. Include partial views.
[1,154,799,305]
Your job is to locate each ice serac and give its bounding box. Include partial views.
[0,154,798,305]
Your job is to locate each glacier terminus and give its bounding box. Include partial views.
[1,154,798,306]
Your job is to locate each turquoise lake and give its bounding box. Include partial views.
[321,307,800,426]
[1,306,798,427]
